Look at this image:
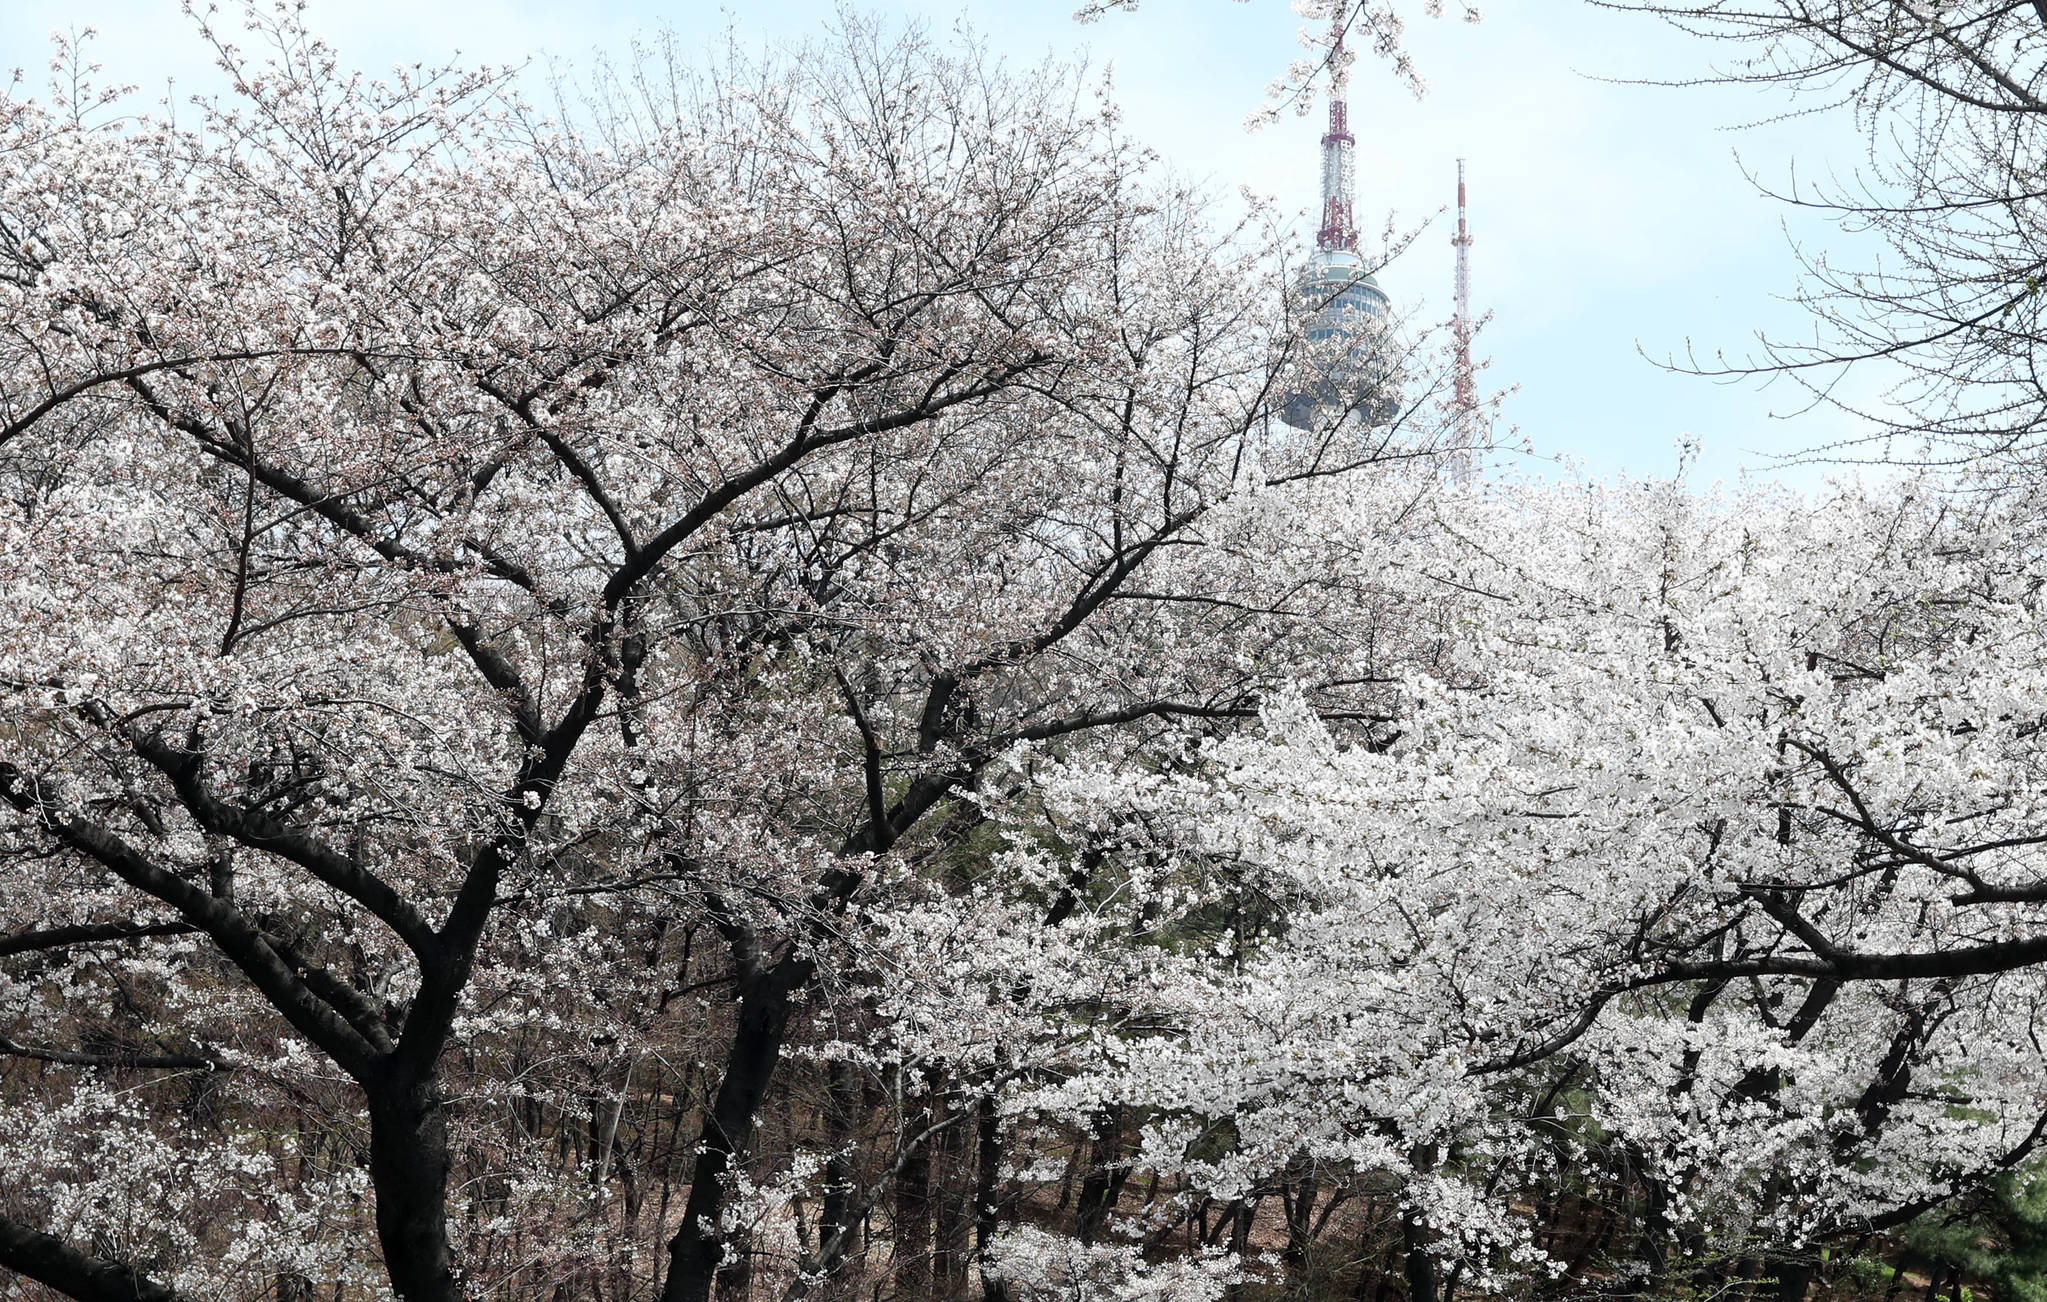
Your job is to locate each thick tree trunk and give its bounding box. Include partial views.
[1764,1254,1817,1302]
[1637,1170,1673,1284]
[974,1091,1008,1302]
[1073,1105,1127,1244]
[1401,1211,1438,1302]
[366,1070,463,1302]
[1283,1168,1320,1286]
[895,1072,936,1302]
[661,963,801,1302]
[1402,1145,1440,1302]
[1884,1251,1917,1302]
[933,1085,973,1301]
[1224,1199,1258,1302]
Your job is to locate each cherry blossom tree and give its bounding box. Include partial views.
[967,471,2047,1301]
[11,8,2047,1302]
[0,9,1450,1302]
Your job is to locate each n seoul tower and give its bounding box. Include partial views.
[1281,26,1397,430]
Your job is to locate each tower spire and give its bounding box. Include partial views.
[1452,159,1477,454]
[1316,30,1357,253]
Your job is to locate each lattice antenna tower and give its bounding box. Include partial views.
[1317,25,1357,253]
[1452,159,1477,455]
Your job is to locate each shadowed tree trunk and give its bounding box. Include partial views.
[1074,1105,1129,1244]
[934,1083,973,1301]
[895,1070,936,1301]
[1403,1145,1441,1302]
[1283,1165,1322,1289]
[366,1068,463,1302]
[661,950,808,1302]
[975,1089,1009,1302]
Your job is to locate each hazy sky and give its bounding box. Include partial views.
[0,0,1888,487]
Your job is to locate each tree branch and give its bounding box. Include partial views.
[0,1033,222,1072]
[0,920,197,958]
[0,761,388,1079]
[0,1214,182,1302]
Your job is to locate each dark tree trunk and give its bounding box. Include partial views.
[1224,1199,1258,1302]
[975,1090,1009,1302]
[661,960,803,1302]
[1765,1254,1817,1302]
[934,1085,973,1300]
[1923,1262,1940,1302]
[1885,1252,1918,1302]
[1353,1262,1382,1302]
[813,1059,864,1299]
[1637,1171,1673,1284]
[1401,1146,1440,1302]
[366,1069,463,1302]
[1073,1105,1127,1244]
[895,1072,936,1302]
[1401,1211,1438,1302]
[1283,1168,1321,1286]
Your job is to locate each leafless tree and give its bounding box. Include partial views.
[1608,0,2047,464]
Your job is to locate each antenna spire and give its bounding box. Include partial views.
[1452,159,1477,459]
[1316,26,1357,253]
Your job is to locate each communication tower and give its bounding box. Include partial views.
[1451,160,1478,457]
[1281,33,1397,431]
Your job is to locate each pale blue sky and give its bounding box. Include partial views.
[0,1,1885,487]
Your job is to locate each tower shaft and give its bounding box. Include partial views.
[1452,159,1476,450]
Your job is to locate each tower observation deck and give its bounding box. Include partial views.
[1281,63,1398,430]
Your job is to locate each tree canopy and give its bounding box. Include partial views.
[2,8,2046,1302]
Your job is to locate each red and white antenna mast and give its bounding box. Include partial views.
[1317,30,1357,253]
[1451,159,1477,455]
